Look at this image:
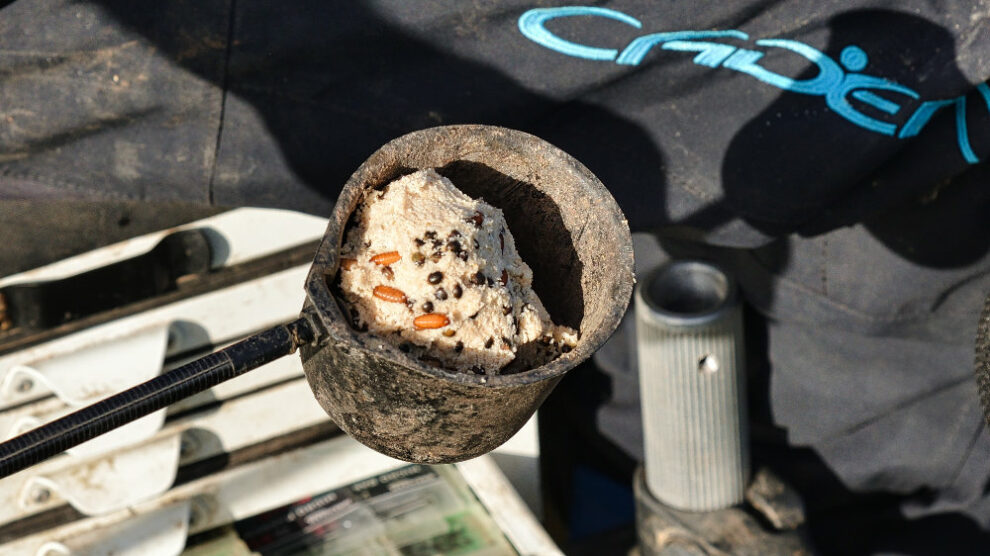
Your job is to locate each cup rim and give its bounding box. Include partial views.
[304,124,634,387]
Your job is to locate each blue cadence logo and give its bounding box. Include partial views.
[519,6,990,164]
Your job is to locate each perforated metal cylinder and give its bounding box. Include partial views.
[635,260,748,511]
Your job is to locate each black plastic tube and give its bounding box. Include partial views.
[0,316,316,478]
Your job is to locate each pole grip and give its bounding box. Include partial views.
[0,317,315,478]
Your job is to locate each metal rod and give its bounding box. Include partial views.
[0,316,316,478]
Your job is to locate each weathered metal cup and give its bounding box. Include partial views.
[299,125,634,463]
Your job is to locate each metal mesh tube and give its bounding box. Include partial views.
[635,261,748,511]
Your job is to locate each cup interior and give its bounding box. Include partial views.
[306,125,634,385]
